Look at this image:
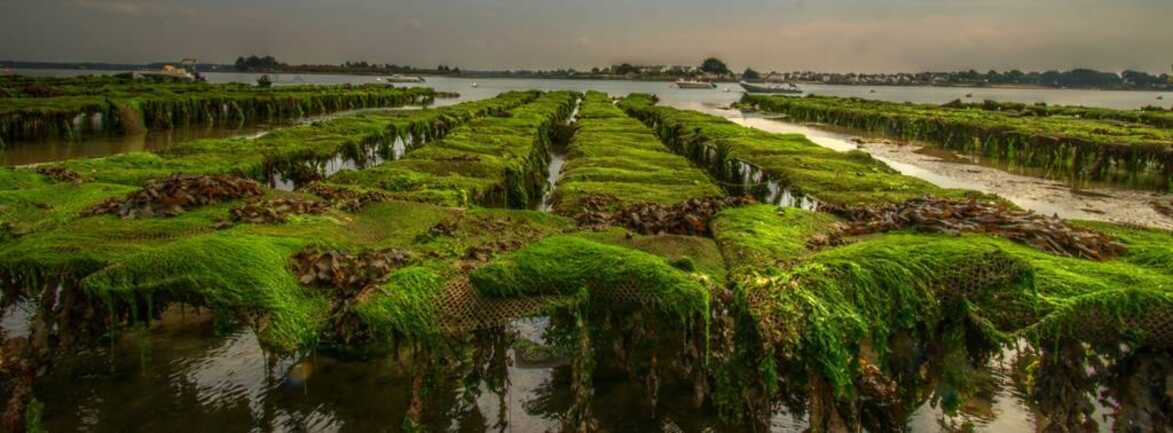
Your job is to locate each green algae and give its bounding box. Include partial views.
[574,228,727,285]
[352,265,449,341]
[709,202,1171,401]
[48,91,538,188]
[619,94,976,206]
[741,94,1173,191]
[1,77,439,144]
[329,91,578,208]
[80,231,330,351]
[553,91,723,213]
[0,180,135,236]
[469,235,711,325]
[710,205,840,271]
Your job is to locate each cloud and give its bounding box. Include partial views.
[73,0,196,17]
[2,0,1170,72]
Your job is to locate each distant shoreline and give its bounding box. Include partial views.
[3,65,1171,93]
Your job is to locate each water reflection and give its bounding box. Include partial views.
[265,134,418,191]
[2,107,429,167]
[24,302,1172,433]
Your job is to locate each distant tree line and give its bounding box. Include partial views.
[231,55,462,76]
[765,68,1171,90]
[224,55,1173,90]
[234,55,285,72]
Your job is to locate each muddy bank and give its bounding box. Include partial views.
[717,111,1173,230]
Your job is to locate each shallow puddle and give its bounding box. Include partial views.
[538,99,580,212]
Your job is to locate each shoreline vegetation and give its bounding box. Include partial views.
[3,83,1172,432]
[6,56,1173,92]
[738,94,1173,191]
[0,75,448,146]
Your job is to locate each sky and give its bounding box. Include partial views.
[1,0,1170,74]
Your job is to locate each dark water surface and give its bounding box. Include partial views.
[12,304,1168,433]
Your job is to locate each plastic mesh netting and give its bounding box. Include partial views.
[432,277,675,334]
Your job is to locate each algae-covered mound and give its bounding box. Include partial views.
[1,76,439,143]
[79,232,331,351]
[328,91,579,208]
[741,94,1173,191]
[711,203,1173,404]
[45,90,538,188]
[469,235,710,323]
[553,91,724,214]
[619,94,975,206]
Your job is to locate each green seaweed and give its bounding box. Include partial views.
[553,91,724,213]
[620,94,976,206]
[469,235,710,325]
[741,94,1173,191]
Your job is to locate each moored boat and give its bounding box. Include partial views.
[384,74,427,83]
[739,81,802,94]
[133,65,196,82]
[676,79,717,89]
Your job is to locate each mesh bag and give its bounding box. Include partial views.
[432,277,676,334]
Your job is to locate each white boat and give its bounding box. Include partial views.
[383,74,426,83]
[739,81,802,94]
[471,82,479,88]
[675,79,717,89]
[133,65,195,82]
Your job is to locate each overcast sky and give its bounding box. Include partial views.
[2,0,1170,73]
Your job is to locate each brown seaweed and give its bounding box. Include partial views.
[820,197,1127,260]
[83,174,264,218]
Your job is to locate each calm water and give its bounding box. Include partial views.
[11,303,1165,433]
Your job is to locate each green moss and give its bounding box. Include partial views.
[554,91,723,213]
[620,94,976,206]
[79,231,329,351]
[47,91,539,187]
[573,227,727,285]
[469,235,710,324]
[741,94,1173,190]
[0,181,136,235]
[749,233,1034,394]
[1,79,438,143]
[710,205,841,272]
[353,265,449,340]
[0,167,50,190]
[332,91,578,208]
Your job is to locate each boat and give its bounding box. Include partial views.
[739,81,802,94]
[383,74,426,83]
[675,79,718,89]
[471,82,479,88]
[133,64,195,82]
